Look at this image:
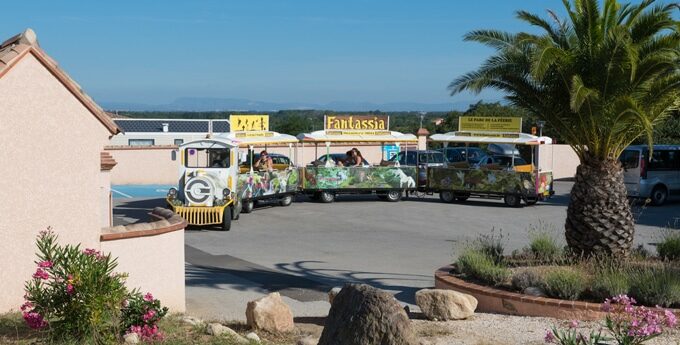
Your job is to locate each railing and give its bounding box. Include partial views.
[427,166,553,196]
[237,168,301,200]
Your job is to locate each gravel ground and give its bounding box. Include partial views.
[412,313,680,345]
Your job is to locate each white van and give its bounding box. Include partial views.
[619,145,680,205]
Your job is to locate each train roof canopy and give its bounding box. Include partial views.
[179,137,238,149]
[429,132,552,145]
[297,130,417,143]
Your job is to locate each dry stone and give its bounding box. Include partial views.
[297,335,319,345]
[246,292,295,333]
[123,332,139,344]
[415,289,477,321]
[318,284,416,345]
[207,323,249,344]
[328,287,342,305]
[245,332,261,343]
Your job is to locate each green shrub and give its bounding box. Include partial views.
[456,249,510,286]
[527,223,562,261]
[22,229,168,343]
[628,266,680,307]
[471,228,506,264]
[591,268,630,301]
[23,229,128,343]
[657,230,680,261]
[542,267,587,301]
[511,269,544,291]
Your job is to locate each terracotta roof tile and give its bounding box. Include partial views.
[0,29,120,135]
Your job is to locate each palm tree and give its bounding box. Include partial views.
[450,0,680,257]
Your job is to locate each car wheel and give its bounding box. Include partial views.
[650,186,668,206]
[279,195,293,207]
[319,192,335,203]
[440,191,455,203]
[242,200,254,213]
[385,190,402,202]
[221,206,232,231]
[504,194,522,207]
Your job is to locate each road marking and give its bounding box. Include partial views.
[111,188,133,199]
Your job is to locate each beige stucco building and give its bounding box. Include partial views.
[0,29,146,312]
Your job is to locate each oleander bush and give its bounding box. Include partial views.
[21,228,168,344]
[542,267,587,301]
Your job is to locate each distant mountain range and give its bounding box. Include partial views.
[100,97,478,112]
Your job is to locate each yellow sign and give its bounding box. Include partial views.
[325,115,389,131]
[234,132,275,138]
[326,130,391,136]
[459,117,522,133]
[230,115,269,132]
[457,131,520,138]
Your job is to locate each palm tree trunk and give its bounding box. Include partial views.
[565,155,635,257]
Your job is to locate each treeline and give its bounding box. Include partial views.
[114,101,680,144]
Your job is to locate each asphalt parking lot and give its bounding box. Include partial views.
[113,181,679,321]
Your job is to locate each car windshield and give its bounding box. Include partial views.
[185,148,230,168]
[493,156,527,167]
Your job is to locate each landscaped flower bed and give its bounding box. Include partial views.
[438,227,680,321]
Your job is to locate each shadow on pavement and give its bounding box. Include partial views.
[185,245,429,305]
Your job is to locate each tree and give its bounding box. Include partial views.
[449,0,680,257]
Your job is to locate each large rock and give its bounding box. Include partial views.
[318,284,416,345]
[207,323,249,344]
[415,289,477,321]
[246,292,295,333]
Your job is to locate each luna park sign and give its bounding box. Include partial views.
[324,115,389,131]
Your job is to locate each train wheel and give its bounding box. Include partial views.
[221,206,232,231]
[385,190,402,202]
[279,195,293,207]
[504,194,522,207]
[319,192,335,203]
[242,200,254,213]
[440,191,455,203]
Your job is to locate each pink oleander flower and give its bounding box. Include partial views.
[37,261,53,268]
[143,292,154,302]
[569,320,579,329]
[142,309,156,322]
[544,330,555,343]
[128,324,163,341]
[32,268,49,280]
[23,311,48,329]
[20,301,33,312]
[66,283,74,295]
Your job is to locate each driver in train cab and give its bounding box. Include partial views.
[255,150,274,172]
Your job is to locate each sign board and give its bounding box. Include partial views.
[459,117,522,133]
[325,115,389,132]
[383,144,399,160]
[456,131,521,138]
[234,132,275,138]
[230,114,269,132]
[325,130,391,136]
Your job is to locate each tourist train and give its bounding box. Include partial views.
[166,115,554,230]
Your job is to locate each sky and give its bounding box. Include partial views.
[2,0,569,106]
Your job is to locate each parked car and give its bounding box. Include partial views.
[389,150,446,186]
[311,153,370,166]
[240,153,292,173]
[439,147,488,164]
[619,145,680,205]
